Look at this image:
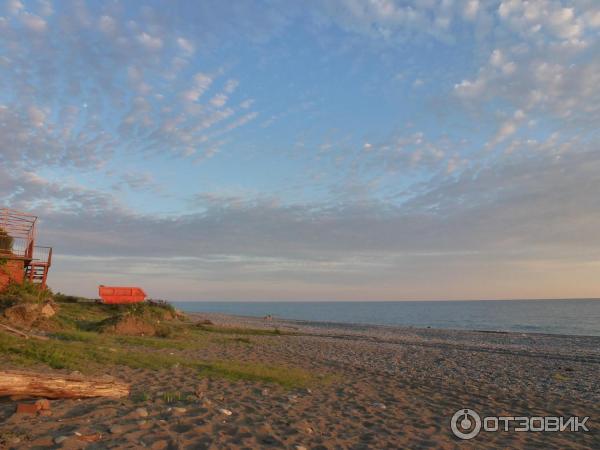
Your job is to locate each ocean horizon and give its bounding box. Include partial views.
[174,299,600,337]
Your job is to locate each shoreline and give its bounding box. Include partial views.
[174,299,600,338]
[187,310,600,340]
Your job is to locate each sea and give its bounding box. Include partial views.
[173,299,600,337]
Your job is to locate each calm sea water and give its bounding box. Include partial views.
[173,299,600,337]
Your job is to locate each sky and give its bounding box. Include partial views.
[1,0,599,301]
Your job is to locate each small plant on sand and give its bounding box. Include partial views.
[131,391,151,403]
[162,391,182,403]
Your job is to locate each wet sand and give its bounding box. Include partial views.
[1,313,599,449]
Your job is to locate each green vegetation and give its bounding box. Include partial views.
[0,227,13,253]
[0,294,317,388]
[0,280,53,307]
[162,391,183,403]
[0,330,315,387]
[197,360,315,388]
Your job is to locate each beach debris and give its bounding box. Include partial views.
[195,379,209,398]
[16,403,39,414]
[0,370,130,399]
[150,440,169,450]
[35,398,51,410]
[219,408,233,416]
[135,407,149,418]
[54,436,69,444]
[77,433,103,443]
[196,319,214,326]
[109,424,125,434]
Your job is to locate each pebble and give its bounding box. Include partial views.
[54,436,69,444]
[295,446,308,450]
[135,407,149,418]
[150,440,168,450]
[373,402,387,410]
[219,408,233,416]
[109,424,125,434]
[261,388,270,396]
[172,407,187,414]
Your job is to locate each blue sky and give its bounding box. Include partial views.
[1,0,600,300]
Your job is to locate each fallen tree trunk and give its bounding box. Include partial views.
[0,323,49,340]
[0,371,130,399]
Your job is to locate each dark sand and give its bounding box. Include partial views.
[1,313,598,449]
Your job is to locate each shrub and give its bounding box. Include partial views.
[0,227,13,254]
[0,280,53,308]
[54,292,85,303]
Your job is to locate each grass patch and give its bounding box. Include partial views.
[50,302,115,331]
[197,360,315,388]
[0,330,317,388]
[0,295,318,388]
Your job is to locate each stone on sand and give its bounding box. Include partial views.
[54,436,69,444]
[219,408,232,416]
[135,407,149,417]
[109,424,125,434]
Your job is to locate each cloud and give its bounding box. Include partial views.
[210,93,228,108]
[21,12,47,32]
[183,73,213,102]
[136,32,163,51]
[176,37,195,54]
[116,172,160,192]
[6,0,23,15]
[1,1,599,300]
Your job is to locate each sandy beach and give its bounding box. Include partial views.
[1,309,598,449]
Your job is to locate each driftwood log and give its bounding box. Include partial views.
[0,371,130,399]
[0,323,49,340]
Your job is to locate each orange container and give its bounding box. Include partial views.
[98,285,147,304]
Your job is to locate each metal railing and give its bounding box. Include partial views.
[32,246,52,266]
[0,207,37,259]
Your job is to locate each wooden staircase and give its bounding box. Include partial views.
[24,246,52,289]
